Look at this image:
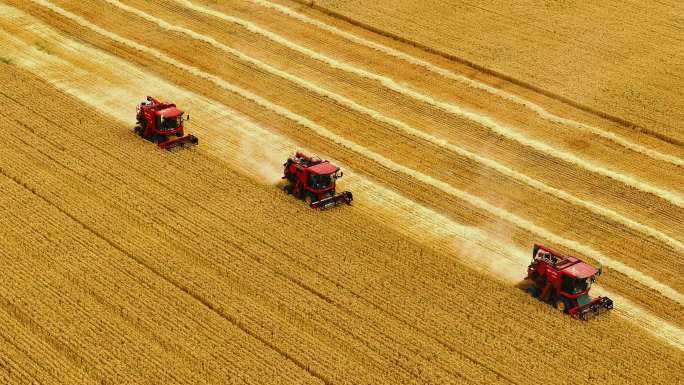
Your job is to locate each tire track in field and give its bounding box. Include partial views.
[113,0,684,260]
[0,330,62,385]
[267,0,684,150]
[109,0,683,210]
[4,2,683,349]
[26,0,684,306]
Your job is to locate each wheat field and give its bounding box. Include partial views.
[0,1,682,384]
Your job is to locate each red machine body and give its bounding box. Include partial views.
[282,151,353,209]
[525,244,613,320]
[134,96,198,150]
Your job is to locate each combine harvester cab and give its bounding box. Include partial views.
[282,151,353,210]
[525,244,613,320]
[134,96,198,150]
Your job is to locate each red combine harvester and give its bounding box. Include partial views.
[135,96,198,150]
[282,151,353,209]
[525,244,613,320]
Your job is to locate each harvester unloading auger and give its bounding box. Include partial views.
[135,96,198,150]
[525,244,613,320]
[282,151,353,209]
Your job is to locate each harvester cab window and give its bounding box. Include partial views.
[161,116,181,130]
[309,173,333,189]
[561,275,590,294]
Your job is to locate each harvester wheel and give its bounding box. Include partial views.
[556,298,570,313]
[283,184,292,195]
[305,193,315,205]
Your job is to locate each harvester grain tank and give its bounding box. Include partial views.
[525,244,613,320]
[282,151,353,209]
[135,96,198,150]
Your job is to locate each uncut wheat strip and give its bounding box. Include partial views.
[129,156,543,383]
[97,118,656,380]
[81,159,464,378]
[91,0,684,256]
[259,219,683,380]
[0,120,319,385]
[324,255,683,376]
[167,194,616,382]
[0,170,308,385]
[0,318,60,385]
[1,107,234,256]
[217,263,466,384]
[0,266,135,382]
[164,183,623,382]
[12,113,684,372]
[3,9,680,355]
[27,0,684,307]
[0,210,652,385]
[237,288,520,384]
[357,273,684,376]
[0,296,101,385]
[0,198,196,384]
[249,230,622,379]
[247,0,684,168]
